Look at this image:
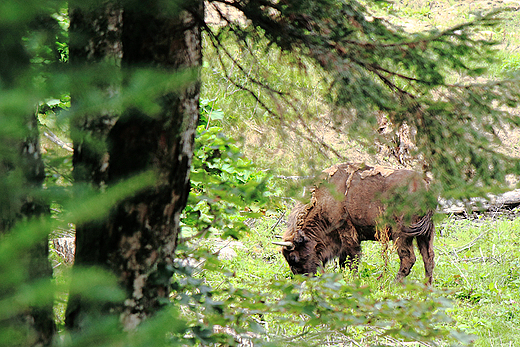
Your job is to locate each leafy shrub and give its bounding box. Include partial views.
[182,98,277,240]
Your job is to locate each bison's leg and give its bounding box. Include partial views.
[339,244,361,272]
[416,234,435,285]
[339,220,361,273]
[394,236,416,282]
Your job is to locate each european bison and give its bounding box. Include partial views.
[274,163,435,284]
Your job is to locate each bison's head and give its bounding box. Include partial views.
[274,229,319,275]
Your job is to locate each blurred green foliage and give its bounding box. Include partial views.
[3,0,517,346]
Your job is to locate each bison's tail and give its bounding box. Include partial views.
[402,210,434,237]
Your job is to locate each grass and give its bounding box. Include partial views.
[185,209,520,346]
[435,216,520,346]
[379,0,520,81]
[48,199,520,345]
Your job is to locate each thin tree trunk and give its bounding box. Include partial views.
[0,25,55,346]
[21,116,56,346]
[66,0,203,331]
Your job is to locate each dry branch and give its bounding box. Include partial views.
[450,232,487,255]
[454,256,500,264]
[43,130,73,152]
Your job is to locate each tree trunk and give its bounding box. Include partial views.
[66,1,123,329]
[0,25,55,346]
[21,116,56,346]
[66,0,202,331]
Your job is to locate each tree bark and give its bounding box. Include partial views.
[115,4,202,329]
[66,0,203,331]
[66,2,124,329]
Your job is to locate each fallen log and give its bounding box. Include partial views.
[439,189,520,214]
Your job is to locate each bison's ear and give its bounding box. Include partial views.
[294,229,308,245]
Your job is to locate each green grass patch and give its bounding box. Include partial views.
[181,210,520,346]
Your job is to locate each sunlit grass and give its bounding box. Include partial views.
[187,210,520,346]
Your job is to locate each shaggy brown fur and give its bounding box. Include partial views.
[280,163,435,284]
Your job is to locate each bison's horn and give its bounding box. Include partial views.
[272,241,294,247]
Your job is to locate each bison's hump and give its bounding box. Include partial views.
[322,165,339,177]
[322,162,364,178]
[359,166,396,179]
